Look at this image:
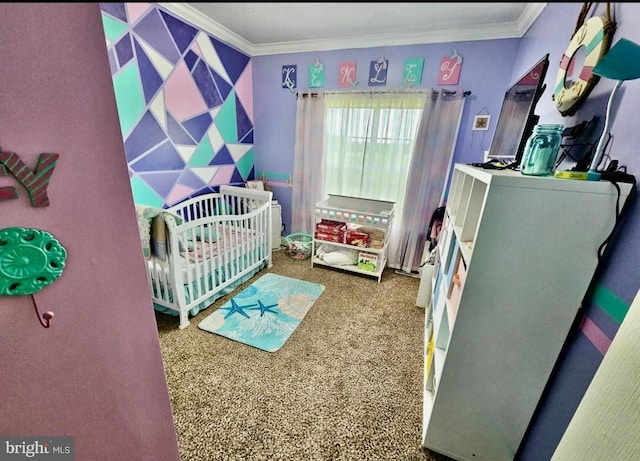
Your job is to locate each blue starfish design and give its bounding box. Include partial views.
[249,299,279,317]
[221,299,255,319]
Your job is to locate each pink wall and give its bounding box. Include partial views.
[0,4,180,460]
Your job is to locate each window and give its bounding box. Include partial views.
[323,92,426,221]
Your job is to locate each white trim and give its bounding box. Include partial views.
[159,3,548,57]
[158,3,253,55]
[517,3,548,36]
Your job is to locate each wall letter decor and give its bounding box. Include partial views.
[0,150,59,207]
[339,61,358,88]
[309,58,325,88]
[0,164,20,201]
[403,58,424,88]
[282,65,297,92]
[368,57,388,87]
[438,50,463,85]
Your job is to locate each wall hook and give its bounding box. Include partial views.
[403,77,414,89]
[32,294,54,328]
[0,227,67,329]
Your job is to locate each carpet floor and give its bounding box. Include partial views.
[155,248,442,461]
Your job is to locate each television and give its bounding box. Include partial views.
[486,53,550,166]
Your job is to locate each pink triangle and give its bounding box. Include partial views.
[235,61,253,123]
[210,165,236,186]
[190,40,203,58]
[165,61,208,121]
[166,183,195,206]
[127,3,151,24]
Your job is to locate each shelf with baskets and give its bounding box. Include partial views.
[310,194,395,283]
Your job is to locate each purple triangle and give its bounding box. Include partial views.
[184,50,198,70]
[177,168,206,189]
[229,168,246,184]
[160,10,198,54]
[101,3,127,22]
[115,33,134,67]
[124,111,167,163]
[193,60,224,108]
[208,36,250,84]
[208,146,234,166]
[133,8,180,64]
[183,112,213,143]
[212,70,233,102]
[139,171,181,198]
[235,94,253,142]
[134,38,163,104]
[130,140,185,172]
[167,113,196,145]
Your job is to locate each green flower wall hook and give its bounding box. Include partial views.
[0,227,67,327]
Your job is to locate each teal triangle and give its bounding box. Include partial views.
[130,175,165,207]
[236,147,254,179]
[102,13,128,43]
[190,136,215,167]
[216,90,238,143]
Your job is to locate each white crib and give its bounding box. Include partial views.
[145,185,273,329]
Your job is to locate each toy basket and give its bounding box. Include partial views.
[284,233,313,259]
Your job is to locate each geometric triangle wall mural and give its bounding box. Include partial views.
[101,3,254,207]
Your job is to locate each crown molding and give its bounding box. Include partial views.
[517,3,548,36]
[249,26,520,56]
[158,2,254,55]
[159,2,548,57]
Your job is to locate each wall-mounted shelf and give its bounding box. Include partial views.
[257,171,292,188]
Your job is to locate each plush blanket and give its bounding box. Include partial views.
[135,205,182,260]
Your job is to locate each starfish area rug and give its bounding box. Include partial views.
[198,273,325,352]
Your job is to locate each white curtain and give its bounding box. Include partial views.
[324,90,427,262]
[396,89,466,273]
[291,91,326,233]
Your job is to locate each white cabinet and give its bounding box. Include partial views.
[311,194,395,283]
[422,164,633,461]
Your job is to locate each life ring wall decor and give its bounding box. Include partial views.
[552,3,616,117]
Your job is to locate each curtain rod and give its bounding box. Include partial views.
[297,89,471,97]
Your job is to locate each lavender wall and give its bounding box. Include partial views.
[252,4,640,458]
[512,4,640,459]
[252,40,522,235]
[0,4,179,460]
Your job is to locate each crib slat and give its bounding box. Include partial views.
[144,187,273,329]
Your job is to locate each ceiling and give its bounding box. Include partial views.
[159,3,547,56]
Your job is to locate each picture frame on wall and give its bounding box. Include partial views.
[473,115,491,131]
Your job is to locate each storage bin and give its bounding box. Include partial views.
[284,233,313,259]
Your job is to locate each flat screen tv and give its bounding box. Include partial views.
[486,54,550,166]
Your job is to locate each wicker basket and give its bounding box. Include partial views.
[284,233,313,259]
